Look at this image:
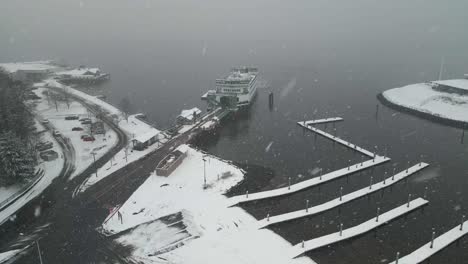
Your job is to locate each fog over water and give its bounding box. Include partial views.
[2,1,468,263]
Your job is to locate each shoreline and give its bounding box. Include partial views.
[377,93,468,129]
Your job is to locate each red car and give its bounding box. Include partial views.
[72,127,84,131]
[82,135,95,142]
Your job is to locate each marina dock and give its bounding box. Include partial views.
[290,198,429,258]
[303,117,344,125]
[298,119,376,158]
[228,118,391,207]
[227,156,390,207]
[390,220,468,264]
[258,162,429,229]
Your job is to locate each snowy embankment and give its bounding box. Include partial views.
[41,79,166,193]
[380,83,468,126]
[0,248,23,264]
[0,120,63,225]
[32,87,118,179]
[101,145,317,264]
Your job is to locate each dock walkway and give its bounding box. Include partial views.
[258,163,429,228]
[390,220,468,264]
[303,117,344,125]
[298,119,376,158]
[228,118,390,207]
[227,156,390,207]
[291,198,429,258]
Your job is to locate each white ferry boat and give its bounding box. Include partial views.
[203,67,258,109]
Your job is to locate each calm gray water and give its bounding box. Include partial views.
[2,1,468,263]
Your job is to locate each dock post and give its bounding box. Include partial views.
[461,215,465,231]
[306,199,309,212]
[348,160,351,171]
[424,186,428,199]
[361,157,363,167]
[396,252,400,264]
[339,187,343,201]
[268,92,274,108]
[383,171,387,184]
[406,161,410,173]
[430,228,435,248]
[392,167,396,180]
[407,193,412,208]
[320,170,322,180]
[246,190,249,198]
[420,154,423,167]
[288,177,291,190]
[369,176,373,190]
[373,153,376,163]
[267,213,270,222]
[301,240,304,248]
[376,207,380,222]
[339,223,343,236]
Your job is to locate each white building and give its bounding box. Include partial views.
[0,61,58,82]
[177,107,202,125]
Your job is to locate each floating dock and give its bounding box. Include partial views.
[290,198,429,258]
[298,119,376,158]
[258,162,429,229]
[227,156,390,207]
[302,117,344,125]
[228,118,391,207]
[390,220,468,264]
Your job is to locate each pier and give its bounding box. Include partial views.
[298,118,376,157]
[228,117,390,207]
[302,117,344,126]
[258,163,429,229]
[227,156,390,207]
[290,198,429,258]
[390,219,468,264]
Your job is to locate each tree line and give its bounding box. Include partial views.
[0,71,37,186]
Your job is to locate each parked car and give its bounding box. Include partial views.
[80,134,90,139]
[53,130,61,136]
[41,119,50,125]
[82,135,95,142]
[79,117,91,122]
[81,120,92,125]
[65,115,79,120]
[72,127,84,131]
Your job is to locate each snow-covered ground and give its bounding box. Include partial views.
[75,138,164,194]
[0,249,22,264]
[0,120,64,225]
[38,79,168,193]
[0,186,20,206]
[31,87,118,179]
[101,145,317,264]
[382,82,468,123]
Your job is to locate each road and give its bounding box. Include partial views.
[0,87,128,263]
[0,87,211,263]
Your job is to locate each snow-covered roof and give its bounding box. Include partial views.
[178,107,202,121]
[0,61,58,73]
[176,144,189,153]
[55,68,101,77]
[432,79,468,91]
[126,114,161,143]
[134,129,159,143]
